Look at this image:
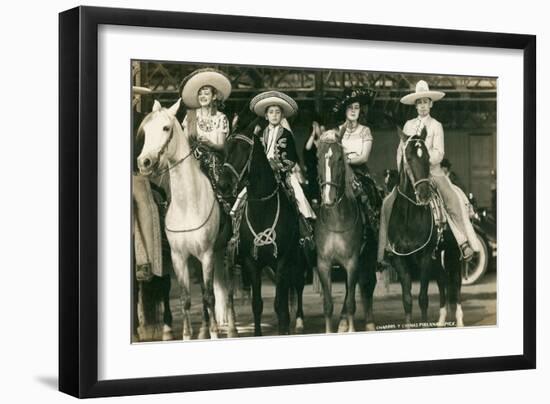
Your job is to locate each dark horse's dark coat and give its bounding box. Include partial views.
[388,130,463,326]
[218,114,306,336]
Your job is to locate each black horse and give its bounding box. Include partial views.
[387,127,463,327]
[218,114,306,336]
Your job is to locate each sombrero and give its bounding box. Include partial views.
[133,86,152,95]
[250,91,298,117]
[180,68,232,109]
[400,80,445,105]
[332,87,376,115]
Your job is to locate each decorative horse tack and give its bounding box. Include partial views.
[245,192,280,259]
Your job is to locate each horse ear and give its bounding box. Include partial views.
[152,100,162,112]
[167,98,181,117]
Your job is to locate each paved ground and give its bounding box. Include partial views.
[156,270,496,340]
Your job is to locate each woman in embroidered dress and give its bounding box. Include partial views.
[180,68,232,194]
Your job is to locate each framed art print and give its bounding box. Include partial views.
[59,6,536,398]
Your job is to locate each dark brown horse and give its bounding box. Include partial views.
[388,127,463,327]
[315,130,377,333]
[217,115,306,336]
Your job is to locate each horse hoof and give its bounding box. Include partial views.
[337,319,349,333]
[210,331,219,340]
[227,328,239,338]
[162,325,174,341]
[183,334,192,341]
[198,327,210,340]
[456,321,464,328]
[366,323,376,332]
[295,318,304,333]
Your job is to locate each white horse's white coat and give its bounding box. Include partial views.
[137,100,236,339]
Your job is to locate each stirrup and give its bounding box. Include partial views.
[460,243,474,262]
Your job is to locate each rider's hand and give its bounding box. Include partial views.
[198,135,212,147]
[312,121,320,136]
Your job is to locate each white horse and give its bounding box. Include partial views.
[137,99,237,340]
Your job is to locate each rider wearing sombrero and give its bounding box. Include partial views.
[377,80,480,266]
[249,90,316,245]
[180,68,231,198]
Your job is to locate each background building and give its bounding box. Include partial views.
[133,61,497,209]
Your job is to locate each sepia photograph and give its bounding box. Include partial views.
[131,61,497,342]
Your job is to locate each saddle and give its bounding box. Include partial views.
[429,185,447,229]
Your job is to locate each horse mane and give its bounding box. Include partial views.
[343,160,355,199]
[317,133,355,200]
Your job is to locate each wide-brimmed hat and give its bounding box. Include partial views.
[250,91,298,117]
[180,68,232,109]
[400,80,445,105]
[133,86,152,95]
[332,87,376,115]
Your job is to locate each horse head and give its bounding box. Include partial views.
[136,99,181,176]
[218,107,265,197]
[317,129,354,206]
[400,126,431,204]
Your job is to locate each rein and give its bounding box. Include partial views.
[400,136,431,206]
[165,197,217,233]
[317,141,359,233]
[388,207,434,256]
[151,150,193,178]
[391,137,435,255]
[223,134,254,197]
[145,117,194,178]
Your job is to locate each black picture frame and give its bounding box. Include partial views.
[59,5,536,398]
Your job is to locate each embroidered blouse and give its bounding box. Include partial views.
[339,123,373,166]
[182,109,229,149]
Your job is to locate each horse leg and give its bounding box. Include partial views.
[201,251,219,339]
[225,255,239,338]
[172,252,193,340]
[337,280,350,333]
[435,252,448,327]
[316,259,334,333]
[393,257,413,327]
[274,261,291,335]
[198,279,211,340]
[418,255,432,324]
[292,252,306,333]
[446,242,464,327]
[343,258,359,333]
[246,257,263,336]
[359,250,377,331]
[132,274,140,342]
[161,274,174,341]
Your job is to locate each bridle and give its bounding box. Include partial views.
[222,133,255,197]
[317,141,358,232]
[144,116,193,178]
[398,136,431,206]
[318,139,346,208]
